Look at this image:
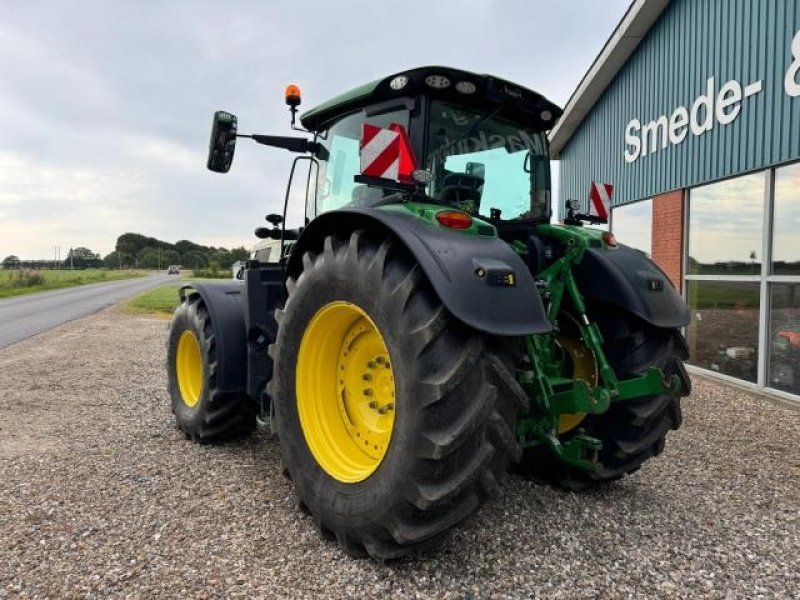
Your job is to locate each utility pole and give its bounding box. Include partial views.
[70,247,74,270]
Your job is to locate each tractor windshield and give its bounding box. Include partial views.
[424,100,551,222]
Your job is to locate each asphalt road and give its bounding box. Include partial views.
[0,274,173,349]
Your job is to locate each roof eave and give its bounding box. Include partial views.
[548,0,671,159]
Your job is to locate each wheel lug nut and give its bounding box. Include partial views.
[375,356,385,364]
[368,401,378,408]
[362,374,372,381]
[363,388,373,396]
[367,361,376,368]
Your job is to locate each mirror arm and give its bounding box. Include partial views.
[289,106,312,133]
[239,134,319,155]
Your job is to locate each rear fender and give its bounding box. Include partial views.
[287,208,552,336]
[575,246,690,329]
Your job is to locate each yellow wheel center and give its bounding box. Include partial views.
[296,301,396,483]
[176,330,204,408]
[557,328,598,434]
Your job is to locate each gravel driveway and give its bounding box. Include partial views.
[1,308,798,598]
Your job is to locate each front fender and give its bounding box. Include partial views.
[575,246,690,328]
[288,208,552,336]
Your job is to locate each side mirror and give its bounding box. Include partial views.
[207,111,238,173]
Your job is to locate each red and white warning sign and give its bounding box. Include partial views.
[589,181,613,221]
[360,123,417,182]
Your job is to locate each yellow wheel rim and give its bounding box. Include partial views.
[176,330,204,408]
[556,328,598,434]
[296,301,396,483]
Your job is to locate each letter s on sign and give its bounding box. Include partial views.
[624,119,641,163]
[786,30,800,97]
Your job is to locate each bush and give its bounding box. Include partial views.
[8,270,46,288]
[193,261,230,279]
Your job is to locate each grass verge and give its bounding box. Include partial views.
[124,284,183,317]
[124,279,237,317]
[0,269,147,299]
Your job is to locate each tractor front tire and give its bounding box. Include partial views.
[268,232,527,560]
[517,307,689,489]
[167,294,256,443]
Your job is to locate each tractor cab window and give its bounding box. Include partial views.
[424,100,551,222]
[308,109,410,219]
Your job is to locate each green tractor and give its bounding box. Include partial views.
[167,67,691,559]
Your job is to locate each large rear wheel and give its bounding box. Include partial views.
[517,307,689,489]
[268,231,528,559]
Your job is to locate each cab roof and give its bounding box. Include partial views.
[299,66,563,133]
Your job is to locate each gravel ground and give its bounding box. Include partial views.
[1,308,798,599]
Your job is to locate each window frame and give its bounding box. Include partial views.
[306,106,413,221]
[683,161,800,398]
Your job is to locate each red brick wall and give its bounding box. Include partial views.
[651,190,685,292]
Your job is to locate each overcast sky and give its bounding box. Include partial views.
[0,0,631,261]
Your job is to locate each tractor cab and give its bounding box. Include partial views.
[206,67,563,235]
[299,67,562,226]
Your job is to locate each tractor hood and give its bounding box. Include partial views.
[300,66,563,133]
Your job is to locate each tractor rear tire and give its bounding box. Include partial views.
[167,293,256,443]
[517,307,689,489]
[268,231,528,560]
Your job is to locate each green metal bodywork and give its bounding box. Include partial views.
[514,224,682,471]
[379,202,497,237]
[300,79,382,130]
[374,205,681,472]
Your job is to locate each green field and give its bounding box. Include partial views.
[0,269,147,299]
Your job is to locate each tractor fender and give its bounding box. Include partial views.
[287,208,552,336]
[179,282,248,394]
[574,246,690,329]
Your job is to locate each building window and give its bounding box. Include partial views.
[686,163,800,399]
[686,280,760,383]
[772,164,800,276]
[687,172,764,275]
[611,199,652,255]
[768,283,800,395]
[685,172,765,384]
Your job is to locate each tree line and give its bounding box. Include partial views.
[2,247,103,270]
[107,233,248,269]
[2,233,249,270]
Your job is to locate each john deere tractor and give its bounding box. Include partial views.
[167,67,690,559]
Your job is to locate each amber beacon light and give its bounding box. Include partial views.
[285,84,302,107]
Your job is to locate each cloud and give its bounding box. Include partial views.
[0,0,631,260]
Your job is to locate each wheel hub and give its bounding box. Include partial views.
[336,322,394,462]
[556,330,598,434]
[176,330,204,408]
[296,301,396,483]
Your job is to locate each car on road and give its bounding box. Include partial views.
[167,265,180,275]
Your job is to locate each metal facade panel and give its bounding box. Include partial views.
[559,0,800,211]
